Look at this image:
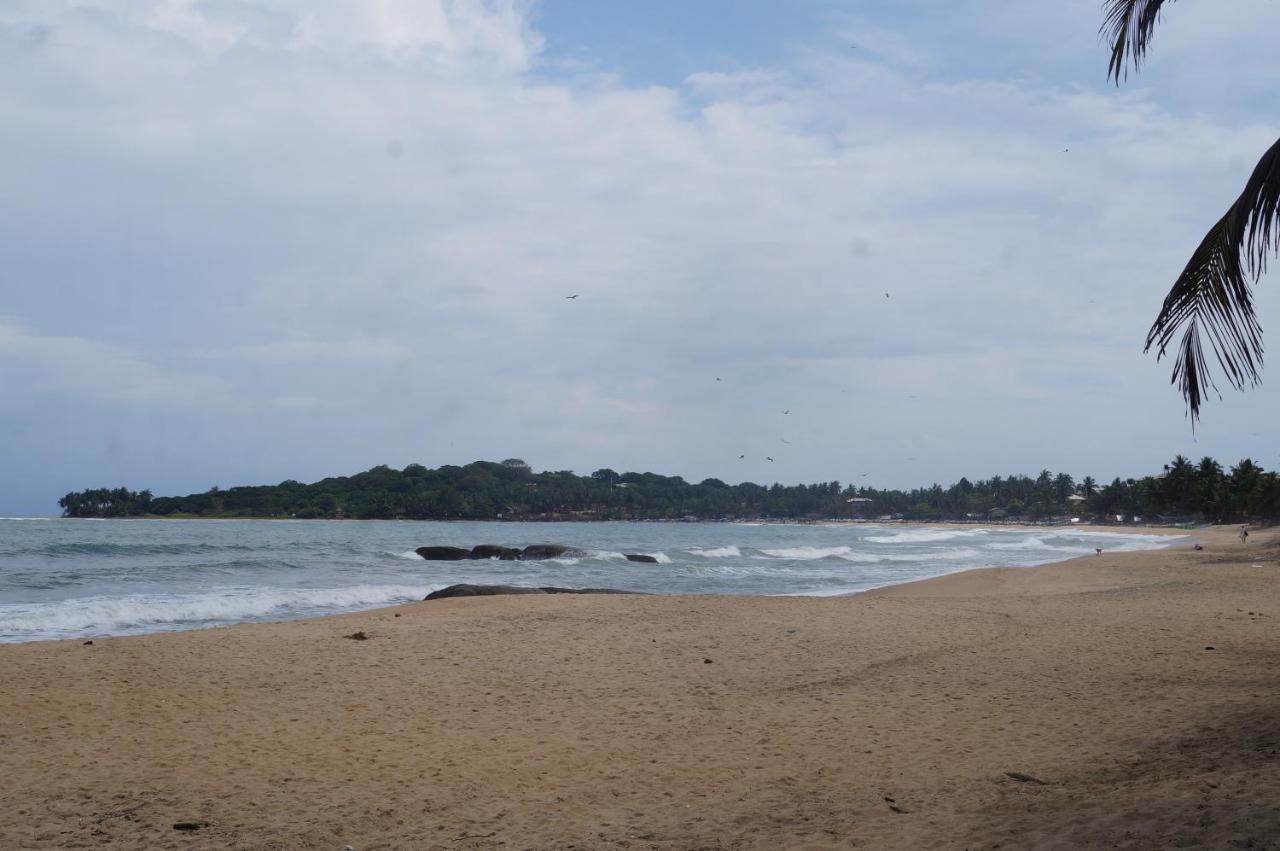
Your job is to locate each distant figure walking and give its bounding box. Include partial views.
[1240,525,1249,544]
[1095,548,1102,555]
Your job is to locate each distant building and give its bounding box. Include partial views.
[845,497,873,518]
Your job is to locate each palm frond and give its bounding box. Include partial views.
[1145,137,1280,419]
[1101,0,1176,84]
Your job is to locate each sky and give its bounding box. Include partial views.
[3,0,1280,514]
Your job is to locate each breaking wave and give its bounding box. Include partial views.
[0,584,437,641]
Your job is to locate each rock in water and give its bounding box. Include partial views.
[470,545,520,560]
[424,584,644,601]
[520,544,570,560]
[414,546,472,561]
[624,553,659,563]
[425,584,547,600]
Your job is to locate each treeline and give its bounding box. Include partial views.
[58,455,1280,523]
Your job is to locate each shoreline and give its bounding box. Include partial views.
[1,523,1193,646]
[3,525,1277,848]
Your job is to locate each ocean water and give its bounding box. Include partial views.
[0,519,1181,643]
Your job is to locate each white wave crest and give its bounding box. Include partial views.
[688,546,742,558]
[548,557,581,566]
[395,550,424,560]
[761,546,854,560]
[591,550,627,560]
[0,584,435,640]
[864,529,985,544]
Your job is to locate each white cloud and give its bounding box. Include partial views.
[0,318,228,407]
[2,0,1279,512]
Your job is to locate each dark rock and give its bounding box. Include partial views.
[344,631,369,641]
[624,553,659,563]
[519,544,570,560]
[1004,772,1048,785]
[82,640,93,646]
[415,546,472,561]
[704,658,713,664]
[1194,544,1205,551]
[1205,646,1215,651]
[425,584,547,600]
[424,584,644,601]
[470,545,520,560]
[173,821,209,831]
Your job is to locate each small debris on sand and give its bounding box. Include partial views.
[1205,646,1215,651]
[173,821,209,831]
[82,640,93,646]
[704,658,713,664]
[1004,772,1048,785]
[344,632,369,641]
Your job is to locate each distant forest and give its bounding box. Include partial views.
[57,456,1280,523]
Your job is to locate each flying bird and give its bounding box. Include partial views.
[766,456,775,462]
[782,410,790,415]
[781,439,791,444]
[715,377,722,381]
[739,454,745,459]
[565,294,579,299]
[884,292,890,298]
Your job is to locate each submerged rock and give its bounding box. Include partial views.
[624,553,659,563]
[519,544,570,560]
[424,584,643,601]
[415,546,472,561]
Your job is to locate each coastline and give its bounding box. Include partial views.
[2,525,1276,848]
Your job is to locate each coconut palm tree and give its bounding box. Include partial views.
[1103,0,1277,420]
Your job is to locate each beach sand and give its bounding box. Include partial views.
[2,526,1277,849]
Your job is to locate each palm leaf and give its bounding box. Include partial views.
[1101,0,1176,83]
[1145,137,1280,419]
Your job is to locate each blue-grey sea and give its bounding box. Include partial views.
[0,519,1180,643]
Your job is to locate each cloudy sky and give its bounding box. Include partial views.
[3,0,1280,514]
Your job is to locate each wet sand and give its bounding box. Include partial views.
[1,526,1277,849]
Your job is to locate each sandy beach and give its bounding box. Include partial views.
[2,525,1277,849]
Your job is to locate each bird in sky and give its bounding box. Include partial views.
[739,454,745,459]
[565,294,579,299]
[1063,148,1070,153]
[715,377,722,381]
[782,409,790,415]
[766,456,775,462]
[884,292,890,298]
[781,439,791,444]
[860,472,869,477]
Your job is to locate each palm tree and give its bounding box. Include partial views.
[1103,1,1276,420]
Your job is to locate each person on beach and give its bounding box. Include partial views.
[1240,526,1249,544]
